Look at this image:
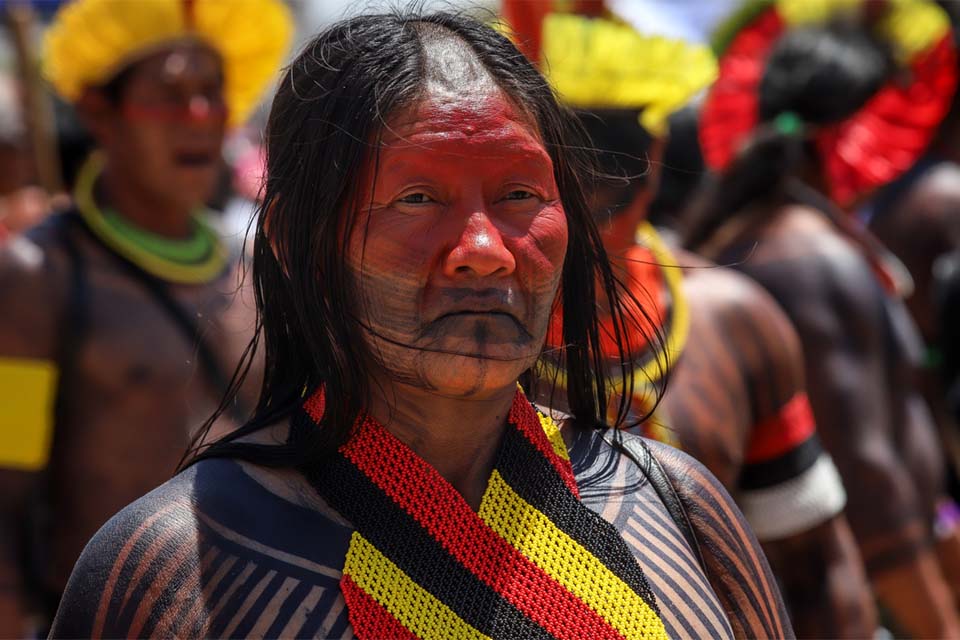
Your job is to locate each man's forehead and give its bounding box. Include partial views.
[133,42,223,83]
[383,90,540,147]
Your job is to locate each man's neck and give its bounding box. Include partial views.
[366,378,516,510]
[100,163,194,238]
[601,210,642,267]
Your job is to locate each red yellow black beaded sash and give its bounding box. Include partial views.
[296,388,668,640]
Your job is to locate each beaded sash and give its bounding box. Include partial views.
[297,388,668,640]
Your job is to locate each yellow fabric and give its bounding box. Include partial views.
[344,533,490,640]
[479,470,669,640]
[0,358,57,471]
[541,13,717,135]
[43,0,292,126]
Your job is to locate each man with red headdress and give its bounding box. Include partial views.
[687,0,960,635]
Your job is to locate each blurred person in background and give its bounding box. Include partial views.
[0,0,290,634]
[683,1,960,636]
[507,7,874,636]
[864,2,960,595]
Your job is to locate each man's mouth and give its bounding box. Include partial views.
[436,310,519,322]
[422,309,533,343]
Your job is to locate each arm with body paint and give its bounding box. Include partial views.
[645,439,794,640]
[743,240,960,639]
[723,276,876,638]
[0,233,62,636]
[49,494,199,639]
[51,459,354,638]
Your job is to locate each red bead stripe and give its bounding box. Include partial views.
[341,574,418,640]
[507,393,580,497]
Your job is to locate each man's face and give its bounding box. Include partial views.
[348,88,568,399]
[87,43,227,210]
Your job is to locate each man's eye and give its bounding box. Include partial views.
[504,190,535,201]
[397,193,433,204]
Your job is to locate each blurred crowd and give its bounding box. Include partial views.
[2,0,960,638]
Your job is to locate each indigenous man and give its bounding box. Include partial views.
[0,0,290,633]
[517,11,873,636]
[685,3,960,636]
[50,12,792,639]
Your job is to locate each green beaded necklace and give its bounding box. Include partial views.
[74,153,228,285]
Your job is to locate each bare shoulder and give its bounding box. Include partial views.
[51,457,355,639]
[730,210,884,332]
[566,428,791,638]
[644,438,795,640]
[678,252,804,393]
[679,249,786,312]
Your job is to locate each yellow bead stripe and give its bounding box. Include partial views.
[479,471,669,640]
[538,412,570,462]
[343,533,491,640]
[0,357,58,470]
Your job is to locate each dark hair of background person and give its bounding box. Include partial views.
[681,22,893,251]
[53,96,94,192]
[180,11,666,469]
[574,107,654,224]
[648,105,705,231]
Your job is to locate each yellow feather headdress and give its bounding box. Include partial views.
[541,13,718,136]
[43,0,293,126]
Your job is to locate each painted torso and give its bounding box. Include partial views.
[50,431,743,639]
[11,214,259,594]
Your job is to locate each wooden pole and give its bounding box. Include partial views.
[6,1,62,194]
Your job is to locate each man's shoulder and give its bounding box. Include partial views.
[49,465,200,637]
[732,215,882,319]
[568,427,721,514]
[51,458,354,638]
[681,259,788,325]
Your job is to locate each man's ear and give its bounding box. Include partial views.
[74,88,116,144]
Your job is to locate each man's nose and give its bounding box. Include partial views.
[443,210,516,278]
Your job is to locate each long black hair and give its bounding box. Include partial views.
[182,11,652,468]
[682,21,893,252]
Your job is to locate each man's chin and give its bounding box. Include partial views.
[166,170,219,208]
[419,350,537,399]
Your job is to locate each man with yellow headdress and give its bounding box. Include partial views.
[505,2,879,636]
[0,0,290,634]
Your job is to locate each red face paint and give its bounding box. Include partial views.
[348,89,568,398]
